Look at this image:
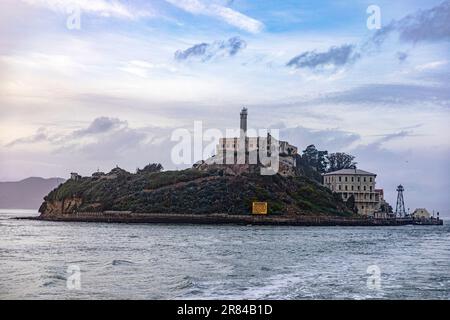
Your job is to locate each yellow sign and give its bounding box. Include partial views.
[252,202,268,215]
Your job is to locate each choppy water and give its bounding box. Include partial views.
[0,209,449,300]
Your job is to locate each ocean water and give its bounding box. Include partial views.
[0,209,449,300]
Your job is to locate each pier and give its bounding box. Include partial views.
[23,212,444,227]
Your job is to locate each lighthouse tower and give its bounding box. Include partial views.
[240,107,248,137]
[239,107,248,164]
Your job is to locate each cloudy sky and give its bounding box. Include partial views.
[0,0,449,215]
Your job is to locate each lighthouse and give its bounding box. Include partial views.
[240,107,248,138]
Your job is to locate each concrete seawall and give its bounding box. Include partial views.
[27,212,444,226]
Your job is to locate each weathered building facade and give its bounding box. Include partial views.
[323,168,380,216]
[201,108,298,176]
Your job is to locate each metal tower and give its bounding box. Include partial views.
[395,185,407,218]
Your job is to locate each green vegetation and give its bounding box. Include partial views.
[41,163,352,217]
[327,152,357,172]
[301,144,357,173]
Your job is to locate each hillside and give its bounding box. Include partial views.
[39,164,352,217]
[0,177,65,209]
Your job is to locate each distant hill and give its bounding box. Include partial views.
[0,177,65,209]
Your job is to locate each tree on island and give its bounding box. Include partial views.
[346,194,358,214]
[380,202,393,214]
[302,146,357,173]
[302,145,328,173]
[327,152,357,172]
[136,163,164,174]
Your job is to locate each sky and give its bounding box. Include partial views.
[0,0,449,215]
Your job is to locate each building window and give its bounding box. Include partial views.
[370,177,373,182]
[339,177,342,182]
[351,186,354,191]
[358,177,360,182]
[339,185,342,190]
[358,186,360,191]
[364,177,366,182]
[345,177,348,182]
[345,185,348,191]
[364,186,366,191]
[351,177,354,182]
[370,186,373,192]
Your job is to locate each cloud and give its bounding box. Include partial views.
[1,116,183,181]
[308,83,450,106]
[6,117,142,151]
[280,126,361,152]
[71,126,149,160]
[396,51,408,62]
[6,117,131,147]
[21,0,154,20]
[174,36,247,62]
[119,60,178,78]
[287,2,449,73]
[371,1,450,45]
[72,117,126,137]
[3,117,180,167]
[286,44,361,71]
[350,133,450,216]
[165,0,263,33]
[415,60,448,72]
[368,131,414,148]
[5,128,50,147]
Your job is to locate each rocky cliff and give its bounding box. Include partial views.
[39,164,352,217]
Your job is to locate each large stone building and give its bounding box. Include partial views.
[201,108,298,175]
[323,168,382,216]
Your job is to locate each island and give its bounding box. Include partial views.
[33,162,441,226]
[32,108,442,227]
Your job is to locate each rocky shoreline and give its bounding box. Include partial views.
[20,212,444,226]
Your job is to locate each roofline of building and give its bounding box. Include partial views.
[322,170,377,176]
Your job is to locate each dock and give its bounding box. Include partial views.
[20,212,444,227]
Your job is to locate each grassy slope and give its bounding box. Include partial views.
[41,166,352,216]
